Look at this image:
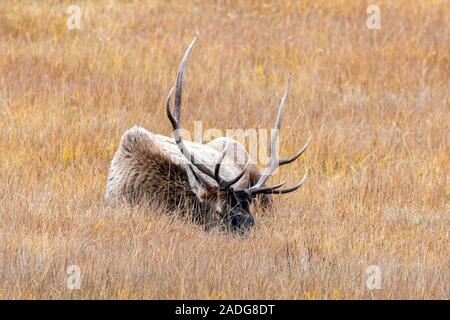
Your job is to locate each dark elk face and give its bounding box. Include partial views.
[219,189,255,233]
[166,37,310,234]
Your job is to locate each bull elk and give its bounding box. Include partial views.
[106,38,310,232]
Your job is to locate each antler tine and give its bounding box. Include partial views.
[174,37,197,121]
[214,141,250,189]
[258,169,308,195]
[186,163,215,188]
[214,140,230,180]
[219,159,250,190]
[278,135,311,166]
[244,179,287,194]
[166,86,177,127]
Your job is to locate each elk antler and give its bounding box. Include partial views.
[245,76,310,195]
[166,37,249,190]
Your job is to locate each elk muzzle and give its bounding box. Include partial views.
[230,212,255,233]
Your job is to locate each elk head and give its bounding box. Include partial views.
[166,38,310,233]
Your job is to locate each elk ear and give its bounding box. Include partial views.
[185,165,214,202]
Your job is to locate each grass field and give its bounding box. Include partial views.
[0,0,448,299]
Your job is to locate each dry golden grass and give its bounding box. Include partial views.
[0,0,448,299]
